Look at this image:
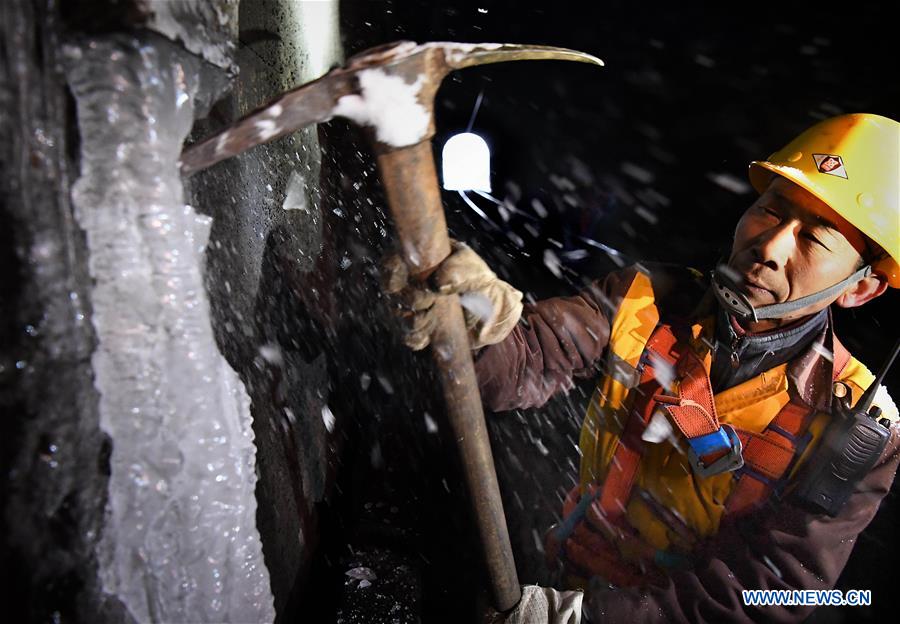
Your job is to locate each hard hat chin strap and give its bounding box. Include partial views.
[712,265,873,323]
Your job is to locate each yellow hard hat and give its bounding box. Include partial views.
[749,113,900,287]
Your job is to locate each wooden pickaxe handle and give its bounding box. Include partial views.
[377,141,521,611]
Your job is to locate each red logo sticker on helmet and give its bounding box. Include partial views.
[812,153,848,179]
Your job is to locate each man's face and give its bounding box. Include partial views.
[728,176,867,325]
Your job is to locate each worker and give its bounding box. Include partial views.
[386,113,900,622]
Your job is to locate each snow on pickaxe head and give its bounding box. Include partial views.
[181,40,603,612]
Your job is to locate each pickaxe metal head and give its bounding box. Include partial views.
[180,40,602,175]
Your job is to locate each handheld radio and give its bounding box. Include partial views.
[794,338,899,516]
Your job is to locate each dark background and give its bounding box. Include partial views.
[332,1,899,622]
[3,1,896,622]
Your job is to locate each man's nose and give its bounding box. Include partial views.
[752,221,799,270]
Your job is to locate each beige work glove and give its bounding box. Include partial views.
[383,240,523,351]
[485,585,584,624]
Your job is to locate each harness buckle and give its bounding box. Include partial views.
[687,424,744,478]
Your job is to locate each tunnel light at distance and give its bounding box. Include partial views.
[442,132,491,192]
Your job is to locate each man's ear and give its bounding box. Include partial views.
[835,273,889,309]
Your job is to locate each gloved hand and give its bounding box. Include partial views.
[383,240,523,351]
[485,585,584,624]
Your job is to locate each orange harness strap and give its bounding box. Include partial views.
[595,326,679,525]
[546,327,677,586]
[833,334,851,378]
[724,401,811,517]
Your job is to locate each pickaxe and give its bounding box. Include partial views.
[181,40,603,612]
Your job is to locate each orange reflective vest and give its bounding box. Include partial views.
[547,269,897,587]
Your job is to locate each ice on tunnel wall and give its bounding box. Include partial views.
[64,34,274,623]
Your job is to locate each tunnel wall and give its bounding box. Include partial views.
[1,0,346,621]
[1,1,128,621]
